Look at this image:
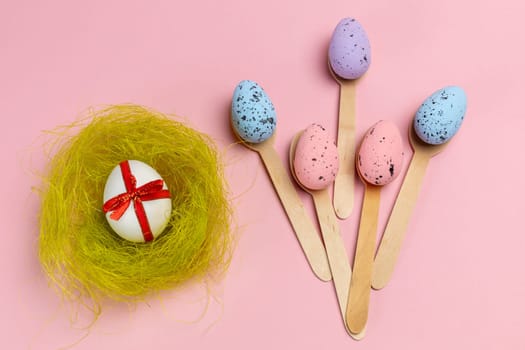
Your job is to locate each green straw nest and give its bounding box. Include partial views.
[38,105,233,312]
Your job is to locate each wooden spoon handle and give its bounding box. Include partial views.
[372,151,430,289]
[333,81,356,219]
[346,185,381,335]
[312,190,366,339]
[257,144,332,282]
[312,190,351,318]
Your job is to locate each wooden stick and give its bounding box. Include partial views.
[333,80,356,219]
[312,190,351,320]
[346,185,381,335]
[372,151,430,289]
[257,143,332,282]
[311,190,367,339]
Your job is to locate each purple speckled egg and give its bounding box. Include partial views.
[329,18,371,80]
[293,124,339,191]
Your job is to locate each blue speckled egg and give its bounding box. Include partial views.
[414,86,467,145]
[231,80,276,143]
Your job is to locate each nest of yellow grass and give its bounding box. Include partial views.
[38,105,233,315]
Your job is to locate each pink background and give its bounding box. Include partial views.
[2,0,524,348]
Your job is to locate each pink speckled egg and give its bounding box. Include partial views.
[357,121,404,186]
[293,124,339,191]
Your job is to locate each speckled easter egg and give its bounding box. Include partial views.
[329,17,371,80]
[103,160,172,243]
[231,80,276,143]
[357,121,403,186]
[293,124,339,191]
[414,86,467,145]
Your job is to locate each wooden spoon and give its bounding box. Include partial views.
[289,131,365,340]
[346,121,404,335]
[372,125,448,290]
[232,126,332,282]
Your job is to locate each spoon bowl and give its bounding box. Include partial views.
[409,122,449,158]
[231,117,277,151]
[289,133,308,191]
[328,60,356,87]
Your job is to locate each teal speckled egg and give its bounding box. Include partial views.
[231,80,276,143]
[414,86,467,145]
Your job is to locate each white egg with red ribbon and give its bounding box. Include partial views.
[103,160,172,242]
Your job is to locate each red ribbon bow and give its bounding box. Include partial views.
[103,160,171,242]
